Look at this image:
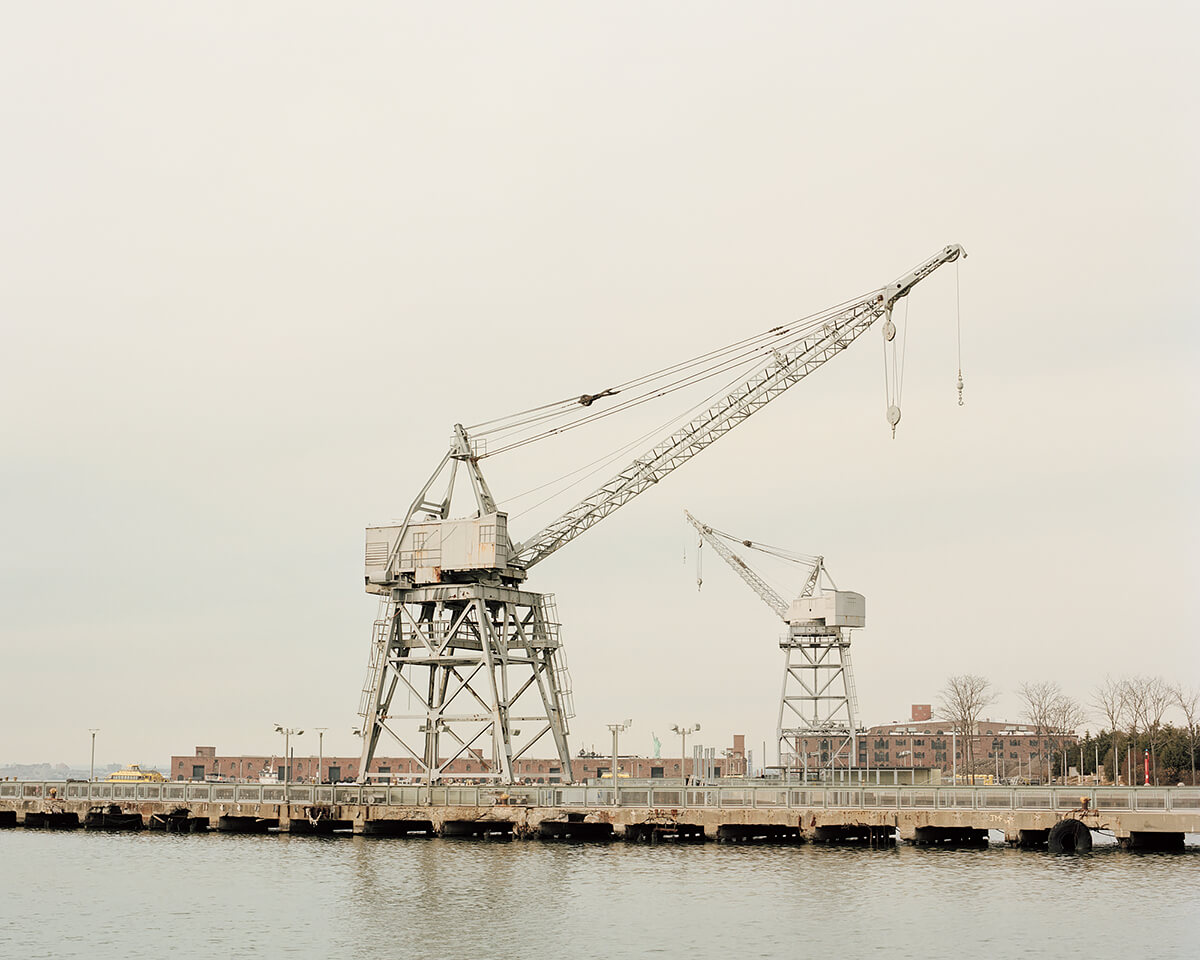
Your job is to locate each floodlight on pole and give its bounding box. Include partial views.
[606,720,632,804]
[274,725,304,784]
[670,723,700,787]
[314,728,328,784]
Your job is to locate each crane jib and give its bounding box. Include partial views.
[364,244,964,588]
[511,244,964,570]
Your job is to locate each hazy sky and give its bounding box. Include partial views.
[2,3,1197,769]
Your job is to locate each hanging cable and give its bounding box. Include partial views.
[465,321,803,437]
[955,260,965,406]
[466,289,882,451]
[507,407,693,520]
[881,294,911,438]
[882,307,901,438]
[480,311,840,458]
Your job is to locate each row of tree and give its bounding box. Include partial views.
[937,674,1199,786]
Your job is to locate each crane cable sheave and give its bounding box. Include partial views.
[883,244,966,311]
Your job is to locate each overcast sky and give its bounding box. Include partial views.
[2,3,1197,769]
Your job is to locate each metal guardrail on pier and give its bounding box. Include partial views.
[3,780,1199,813]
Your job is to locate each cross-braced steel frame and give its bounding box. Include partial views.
[777,626,859,772]
[358,583,573,784]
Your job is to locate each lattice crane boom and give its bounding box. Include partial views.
[684,509,792,619]
[512,244,965,570]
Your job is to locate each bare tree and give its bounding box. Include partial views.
[1018,681,1058,783]
[1091,676,1127,784]
[939,675,998,784]
[1049,693,1087,782]
[1122,675,1173,785]
[1143,677,1173,786]
[1174,685,1199,786]
[1123,676,1148,784]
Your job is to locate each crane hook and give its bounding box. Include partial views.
[956,370,964,406]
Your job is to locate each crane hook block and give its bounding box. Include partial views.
[887,404,901,438]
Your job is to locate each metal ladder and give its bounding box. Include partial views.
[357,598,394,725]
[842,642,861,727]
[538,595,575,721]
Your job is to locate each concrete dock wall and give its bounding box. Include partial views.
[3,781,1198,842]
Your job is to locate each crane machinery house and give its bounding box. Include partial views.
[365,512,513,590]
[788,591,865,628]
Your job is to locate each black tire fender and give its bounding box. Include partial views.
[1047,818,1093,853]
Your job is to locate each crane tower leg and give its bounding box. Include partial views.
[356,583,574,785]
[776,626,860,777]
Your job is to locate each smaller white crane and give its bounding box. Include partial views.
[685,511,863,775]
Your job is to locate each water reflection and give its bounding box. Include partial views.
[1,831,1197,959]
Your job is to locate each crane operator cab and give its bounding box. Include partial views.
[787,591,865,630]
[364,512,524,593]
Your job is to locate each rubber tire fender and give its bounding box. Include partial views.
[1047,818,1093,853]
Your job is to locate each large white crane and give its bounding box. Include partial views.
[356,244,965,784]
[684,511,862,774]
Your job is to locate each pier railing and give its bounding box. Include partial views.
[3,780,1199,813]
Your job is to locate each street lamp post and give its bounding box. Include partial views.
[606,720,632,804]
[314,728,327,784]
[89,728,99,784]
[274,725,304,785]
[670,723,700,788]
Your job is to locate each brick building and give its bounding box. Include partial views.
[172,736,747,784]
[792,705,1078,781]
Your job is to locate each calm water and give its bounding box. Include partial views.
[2,830,1198,959]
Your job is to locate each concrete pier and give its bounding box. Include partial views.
[3,781,1197,847]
